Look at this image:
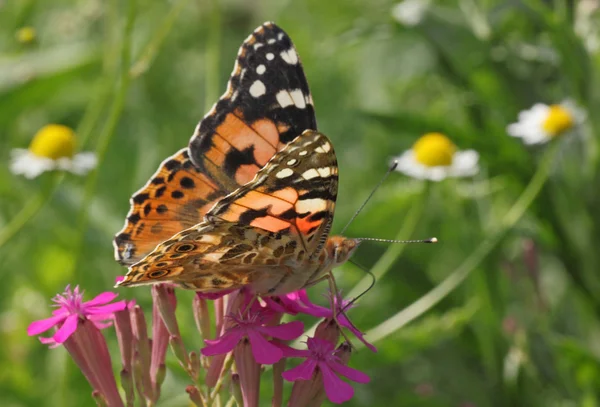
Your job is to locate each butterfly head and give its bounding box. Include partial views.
[326,235,361,267]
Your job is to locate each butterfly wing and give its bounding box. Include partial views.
[207,130,338,259]
[118,130,338,293]
[188,22,317,190]
[113,149,226,264]
[113,22,315,264]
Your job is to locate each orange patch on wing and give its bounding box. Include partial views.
[251,119,280,148]
[205,134,230,167]
[215,203,247,223]
[250,216,292,232]
[296,216,323,235]
[235,164,261,185]
[234,190,294,216]
[216,114,277,166]
[271,187,299,203]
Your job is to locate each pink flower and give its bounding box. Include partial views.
[201,310,304,365]
[280,290,377,352]
[28,285,127,346]
[282,337,370,404]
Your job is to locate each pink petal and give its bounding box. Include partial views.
[321,363,354,404]
[258,320,304,341]
[52,314,80,343]
[86,300,127,315]
[39,336,60,349]
[342,321,377,352]
[27,314,67,336]
[84,292,118,307]
[201,331,242,356]
[247,331,283,364]
[330,361,370,383]
[282,359,317,381]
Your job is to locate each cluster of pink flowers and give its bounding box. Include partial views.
[28,283,374,406]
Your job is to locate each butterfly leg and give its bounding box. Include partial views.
[325,271,355,349]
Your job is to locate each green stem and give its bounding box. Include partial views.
[0,174,63,250]
[129,0,190,79]
[362,143,559,348]
[71,0,137,280]
[346,185,428,299]
[204,0,221,109]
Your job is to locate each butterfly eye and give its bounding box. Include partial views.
[175,243,196,253]
[149,270,168,278]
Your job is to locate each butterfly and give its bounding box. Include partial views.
[114,22,359,296]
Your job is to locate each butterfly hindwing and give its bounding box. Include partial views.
[113,149,228,264]
[118,130,338,292]
[207,130,338,258]
[188,22,317,191]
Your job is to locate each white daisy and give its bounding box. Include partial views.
[394,132,480,181]
[10,124,97,179]
[507,100,586,145]
[391,0,431,27]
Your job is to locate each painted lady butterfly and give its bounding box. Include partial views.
[114,22,359,296]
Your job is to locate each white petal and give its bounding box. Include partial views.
[506,103,551,144]
[9,149,56,179]
[450,150,480,177]
[391,0,430,26]
[70,152,97,175]
[394,150,450,181]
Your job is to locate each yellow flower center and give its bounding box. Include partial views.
[413,132,456,167]
[542,105,574,137]
[29,124,76,160]
[16,27,36,44]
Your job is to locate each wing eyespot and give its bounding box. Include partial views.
[149,270,169,278]
[175,243,197,253]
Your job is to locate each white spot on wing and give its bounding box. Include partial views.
[302,169,319,179]
[249,80,266,98]
[314,142,331,153]
[253,43,264,50]
[268,38,276,44]
[280,48,299,65]
[266,53,275,60]
[296,198,327,213]
[256,64,266,75]
[286,159,297,166]
[299,151,308,156]
[276,168,294,178]
[317,167,332,177]
[276,90,294,108]
[277,32,284,40]
[290,89,306,109]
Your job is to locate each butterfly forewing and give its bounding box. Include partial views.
[188,22,317,190]
[113,149,227,264]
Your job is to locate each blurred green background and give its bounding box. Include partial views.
[2,0,600,406]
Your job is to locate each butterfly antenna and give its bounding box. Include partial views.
[356,237,438,244]
[340,160,398,235]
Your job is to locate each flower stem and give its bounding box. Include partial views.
[363,143,559,347]
[0,174,63,250]
[129,0,190,79]
[347,184,428,299]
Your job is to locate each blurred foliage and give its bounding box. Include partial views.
[2,0,600,406]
